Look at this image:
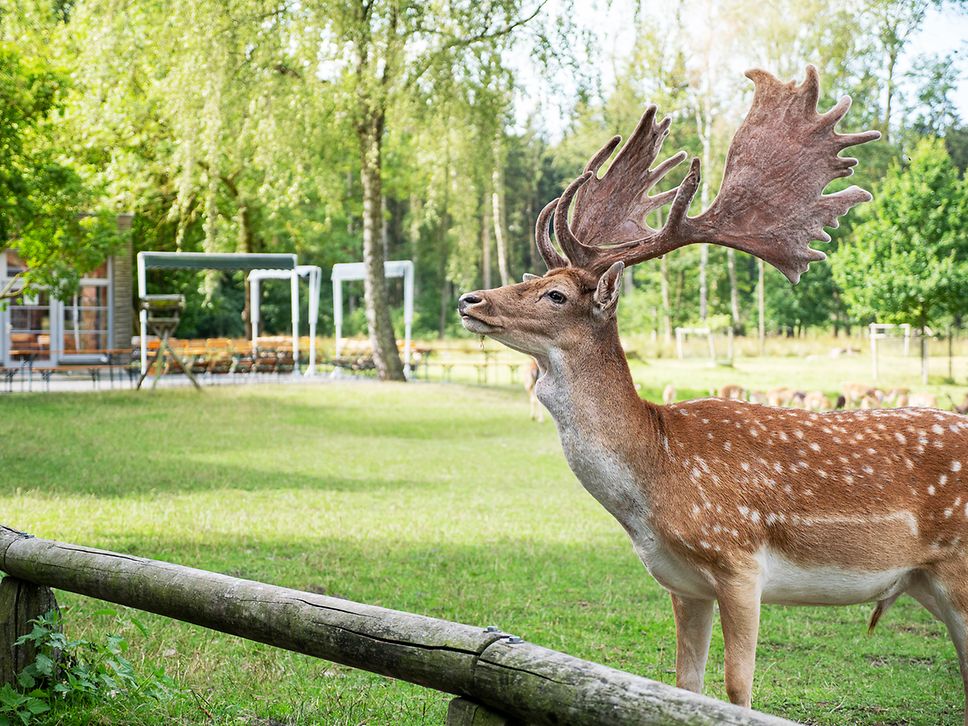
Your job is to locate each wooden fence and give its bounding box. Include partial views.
[0,526,797,725]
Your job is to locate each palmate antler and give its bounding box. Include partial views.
[536,66,880,283]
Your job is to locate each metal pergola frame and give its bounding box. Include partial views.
[136,252,299,376]
[248,265,322,375]
[331,260,413,377]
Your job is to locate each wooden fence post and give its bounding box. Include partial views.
[0,577,59,685]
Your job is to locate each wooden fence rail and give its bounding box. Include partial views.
[0,526,796,725]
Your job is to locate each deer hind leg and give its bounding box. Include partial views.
[913,562,968,725]
[716,575,762,708]
[670,594,714,693]
[530,392,544,422]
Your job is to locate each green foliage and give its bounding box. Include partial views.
[0,610,175,725]
[832,137,968,327]
[0,37,124,297]
[0,0,965,338]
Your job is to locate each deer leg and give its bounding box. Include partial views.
[716,576,761,708]
[921,561,968,725]
[670,594,713,693]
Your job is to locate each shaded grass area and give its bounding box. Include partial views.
[0,383,962,724]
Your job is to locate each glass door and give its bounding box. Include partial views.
[61,283,109,358]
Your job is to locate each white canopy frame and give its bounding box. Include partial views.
[137,251,298,376]
[331,260,414,377]
[248,265,322,375]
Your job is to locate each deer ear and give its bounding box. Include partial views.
[522,273,540,282]
[594,262,625,316]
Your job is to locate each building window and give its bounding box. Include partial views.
[8,290,52,359]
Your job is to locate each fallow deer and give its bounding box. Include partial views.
[802,390,831,412]
[526,358,544,422]
[718,384,745,401]
[910,392,939,409]
[459,67,968,720]
[950,393,968,416]
[662,383,677,406]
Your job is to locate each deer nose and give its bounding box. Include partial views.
[458,292,484,314]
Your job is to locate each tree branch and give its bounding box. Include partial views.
[404,1,547,90]
[0,273,23,300]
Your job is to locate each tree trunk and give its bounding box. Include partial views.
[381,195,390,260]
[727,249,740,332]
[757,259,766,355]
[491,143,510,286]
[884,48,898,144]
[920,325,929,385]
[439,278,450,340]
[699,245,708,321]
[528,194,538,272]
[359,114,405,381]
[481,192,492,289]
[696,91,712,323]
[660,256,672,344]
[239,202,255,339]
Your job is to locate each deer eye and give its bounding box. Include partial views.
[545,290,567,304]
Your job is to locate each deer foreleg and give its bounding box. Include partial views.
[671,594,713,693]
[716,575,761,709]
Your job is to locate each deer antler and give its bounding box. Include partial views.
[537,66,880,283]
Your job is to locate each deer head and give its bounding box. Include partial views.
[459,66,879,353]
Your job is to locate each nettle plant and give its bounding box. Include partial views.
[1,610,175,725]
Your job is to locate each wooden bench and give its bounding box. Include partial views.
[33,365,119,391]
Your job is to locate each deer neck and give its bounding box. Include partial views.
[535,326,638,426]
[534,321,663,529]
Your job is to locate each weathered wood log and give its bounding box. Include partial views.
[0,575,59,686]
[0,526,797,725]
[446,697,513,726]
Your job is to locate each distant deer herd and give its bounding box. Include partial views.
[654,382,967,413]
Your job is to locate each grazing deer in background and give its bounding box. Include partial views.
[662,383,677,405]
[802,390,831,412]
[842,382,879,408]
[950,394,968,416]
[718,384,745,401]
[526,358,544,422]
[459,67,968,721]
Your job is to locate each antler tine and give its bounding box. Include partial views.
[584,136,622,175]
[663,158,701,232]
[535,198,568,270]
[836,130,882,149]
[553,171,594,266]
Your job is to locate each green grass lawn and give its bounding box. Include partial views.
[1,383,964,724]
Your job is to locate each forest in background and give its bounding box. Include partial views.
[2,0,966,375]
